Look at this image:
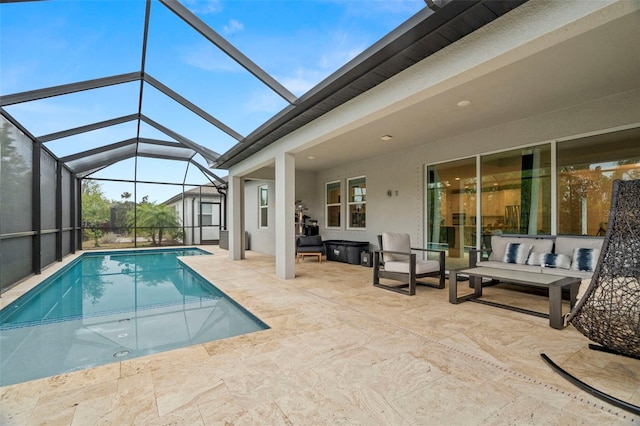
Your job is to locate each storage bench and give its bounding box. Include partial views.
[324,240,370,265]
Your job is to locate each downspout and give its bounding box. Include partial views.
[191,197,196,245]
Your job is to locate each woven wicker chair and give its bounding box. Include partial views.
[542,179,640,415]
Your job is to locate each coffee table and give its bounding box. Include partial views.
[449,267,581,329]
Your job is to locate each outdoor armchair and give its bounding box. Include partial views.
[373,232,445,295]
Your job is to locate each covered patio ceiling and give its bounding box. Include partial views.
[0,0,533,193]
[288,4,640,172]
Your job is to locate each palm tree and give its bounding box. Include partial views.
[130,202,180,246]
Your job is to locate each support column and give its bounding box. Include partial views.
[228,174,245,260]
[56,160,63,261]
[32,140,41,274]
[275,152,295,279]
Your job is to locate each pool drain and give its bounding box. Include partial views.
[112,350,131,358]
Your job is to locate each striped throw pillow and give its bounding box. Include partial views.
[571,248,600,272]
[502,243,532,265]
[541,253,572,269]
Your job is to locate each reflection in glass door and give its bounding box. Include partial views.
[427,158,477,270]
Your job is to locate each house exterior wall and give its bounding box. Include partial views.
[317,90,640,250]
[243,170,320,255]
[228,0,640,264]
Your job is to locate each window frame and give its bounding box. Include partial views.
[325,180,341,229]
[258,185,268,229]
[347,176,366,230]
[199,202,214,226]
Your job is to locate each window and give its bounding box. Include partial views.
[557,128,640,236]
[325,181,341,228]
[347,176,366,229]
[199,203,213,226]
[259,185,268,228]
[481,145,552,235]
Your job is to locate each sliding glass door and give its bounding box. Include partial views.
[426,158,477,269]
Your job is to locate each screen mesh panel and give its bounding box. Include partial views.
[1,116,33,234]
[41,151,57,230]
[0,237,33,292]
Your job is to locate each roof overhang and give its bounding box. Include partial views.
[212,0,528,169]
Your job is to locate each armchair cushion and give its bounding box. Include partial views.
[381,233,411,261]
[384,260,440,274]
[296,235,324,254]
[297,235,323,247]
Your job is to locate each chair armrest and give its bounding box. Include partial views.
[469,248,492,268]
[378,249,444,266]
[376,249,411,256]
[410,247,445,266]
[410,247,444,254]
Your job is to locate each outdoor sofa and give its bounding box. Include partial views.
[470,234,604,297]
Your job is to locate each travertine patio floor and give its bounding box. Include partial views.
[1,247,638,425]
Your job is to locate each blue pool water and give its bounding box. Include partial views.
[0,248,269,386]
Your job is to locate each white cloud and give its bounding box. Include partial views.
[280,67,332,97]
[181,43,241,72]
[182,0,223,15]
[244,91,286,114]
[223,19,244,36]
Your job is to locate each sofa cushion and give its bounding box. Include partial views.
[570,248,600,272]
[502,243,532,264]
[554,236,603,257]
[489,236,554,262]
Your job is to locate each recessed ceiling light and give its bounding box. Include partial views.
[381,135,393,141]
[307,156,315,160]
[457,100,472,107]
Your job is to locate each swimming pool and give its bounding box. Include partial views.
[0,248,269,386]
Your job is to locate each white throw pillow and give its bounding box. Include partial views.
[526,252,544,266]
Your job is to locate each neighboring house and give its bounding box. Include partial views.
[164,184,226,245]
[222,1,640,278]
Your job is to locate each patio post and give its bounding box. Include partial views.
[228,174,245,260]
[275,152,295,279]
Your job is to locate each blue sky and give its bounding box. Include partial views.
[1,0,424,202]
